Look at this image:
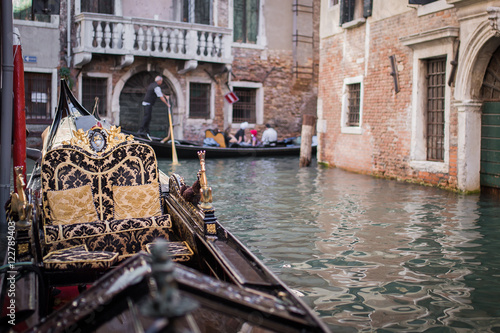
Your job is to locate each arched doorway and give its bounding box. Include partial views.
[480,45,500,190]
[119,71,177,138]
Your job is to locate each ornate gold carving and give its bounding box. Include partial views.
[197,151,213,210]
[206,223,216,235]
[9,166,33,226]
[64,125,134,156]
[107,126,134,147]
[17,243,29,255]
[67,128,89,147]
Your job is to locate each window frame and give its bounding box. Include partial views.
[415,0,453,16]
[339,0,372,28]
[425,56,447,162]
[227,81,263,126]
[188,82,212,119]
[341,76,363,135]
[78,73,113,121]
[13,0,56,22]
[24,72,52,124]
[182,0,212,25]
[186,78,215,124]
[81,76,110,119]
[23,68,58,124]
[75,0,120,15]
[231,0,265,48]
[401,27,457,173]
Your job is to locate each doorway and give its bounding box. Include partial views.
[119,71,176,138]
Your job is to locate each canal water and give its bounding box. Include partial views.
[159,156,500,333]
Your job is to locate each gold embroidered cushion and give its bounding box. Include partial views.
[113,182,161,219]
[46,185,98,225]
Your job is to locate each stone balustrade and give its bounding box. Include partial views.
[73,13,233,67]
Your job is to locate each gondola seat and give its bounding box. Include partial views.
[40,126,174,270]
[43,245,119,270]
[205,129,227,148]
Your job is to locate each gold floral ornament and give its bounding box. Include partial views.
[64,125,134,156]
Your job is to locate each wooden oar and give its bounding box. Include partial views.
[167,104,179,165]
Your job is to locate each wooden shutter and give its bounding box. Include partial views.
[247,0,259,43]
[234,0,245,42]
[233,0,259,44]
[363,0,372,18]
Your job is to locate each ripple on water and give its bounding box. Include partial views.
[158,157,500,332]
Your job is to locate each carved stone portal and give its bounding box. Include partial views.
[487,7,500,37]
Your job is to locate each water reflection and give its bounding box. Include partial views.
[158,156,500,332]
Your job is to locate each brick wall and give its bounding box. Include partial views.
[232,47,318,139]
[319,8,460,190]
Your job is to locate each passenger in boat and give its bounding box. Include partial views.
[262,123,278,146]
[249,129,260,146]
[234,122,249,146]
[138,76,170,139]
[224,126,238,147]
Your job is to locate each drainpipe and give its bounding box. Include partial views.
[1,1,14,227]
[66,0,71,67]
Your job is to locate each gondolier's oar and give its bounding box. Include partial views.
[167,101,179,165]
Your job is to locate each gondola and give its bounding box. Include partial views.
[125,132,317,159]
[0,80,330,332]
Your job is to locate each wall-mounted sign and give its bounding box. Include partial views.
[23,55,37,63]
[224,91,239,104]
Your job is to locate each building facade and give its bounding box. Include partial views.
[15,0,319,146]
[318,0,500,193]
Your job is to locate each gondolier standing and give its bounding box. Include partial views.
[138,76,170,139]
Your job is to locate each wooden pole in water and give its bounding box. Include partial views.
[299,114,316,167]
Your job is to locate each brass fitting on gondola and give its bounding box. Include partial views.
[197,151,213,210]
[8,166,33,227]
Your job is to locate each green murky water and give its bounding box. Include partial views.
[159,156,500,332]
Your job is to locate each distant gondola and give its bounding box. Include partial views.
[129,133,317,159]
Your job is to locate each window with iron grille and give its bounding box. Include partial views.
[189,83,211,118]
[234,0,259,44]
[25,72,52,124]
[347,83,361,126]
[232,88,256,123]
[82,77,108,118]
[426,57,446,162]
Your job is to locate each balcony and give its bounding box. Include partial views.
[73,13,233,68]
